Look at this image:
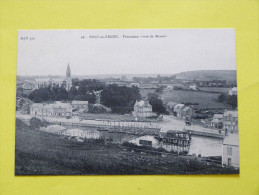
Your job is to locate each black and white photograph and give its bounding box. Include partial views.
[15,29,239,175]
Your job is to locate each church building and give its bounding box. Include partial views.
[63,63,72,91]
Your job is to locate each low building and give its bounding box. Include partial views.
[182,106,193,118]
[223,110,238,133]
[22,83,37,95]
[130,83,140,88]
[222,134,239,168]
[166,101,178,114]
[129,135,160,148]
[132,100,156,118]
[229,87,237,96]
[16,97,34,113]
[174,104,185,117]
[61,129,100,139]
[30,101,72,118]
[210,114,224,129]
[189,84,198,91]
[71,101,89,112]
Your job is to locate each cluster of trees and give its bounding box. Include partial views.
[29,117,48,130]
[29,86,68,102]
[218,93,237,108]
[101,84,141,114]
[147,93,167,114]
[28,77,168,115]
[28,79,105,103]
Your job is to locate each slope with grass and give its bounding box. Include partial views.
[15,119,238,175]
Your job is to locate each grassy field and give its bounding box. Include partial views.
[161,90,230,109]
[174,70,236,81]
[199,87,231,94]
[15,119,238,175]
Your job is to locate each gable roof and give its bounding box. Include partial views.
[166,101,178,108]
[213,114,224,119]
[175,104,185,108]
[135,100,151,107]
[72,101,89,105]
[224,110,238,118]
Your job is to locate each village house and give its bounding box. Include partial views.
[71,101,89,112]
[223,110,238,133]
[222,134,239,168]
[174,104,185,117]
[21,82,37,95]
[182,106,193,118]
[35,78,63,89]
[34,63,72,91]
[132,100,156,118]
[166,101,178,114]
[130,83,140,88]
[210,114,224,129]
[30,101,72,118]
[129,135,160,148]
[16,97,34,113]
[189,84,198,91]
[229,87,237,96]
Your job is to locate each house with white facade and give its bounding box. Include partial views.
[129,135,160,148]
[189,84,198,91]
[223,110,238,133]
[30,101,72,118]
[210,114,224,129]
[222,134,239,168]
[132,100,156,118]
[174,104,185,117]
[229,87,237,96]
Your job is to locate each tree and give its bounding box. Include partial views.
[155,86,164,94]
[227,95,237,108]
[218,93,227,103]
[147,93,167,114]
[29,117,48,130]
[78,83,87,95]
[74,95,85,101]
[84,92,96,104]
[72,78,80,86]
[55,87,68,101]
[101,84,141,114]
[68,86,78,100]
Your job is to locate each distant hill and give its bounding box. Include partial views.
[174,70,236,81]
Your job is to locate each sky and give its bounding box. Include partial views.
[17,29,236,76]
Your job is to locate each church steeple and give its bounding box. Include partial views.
[66,63,71,78]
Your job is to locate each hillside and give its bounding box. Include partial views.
[174,70,236,81]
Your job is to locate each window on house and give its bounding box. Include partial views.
[228,158,232,166]
[227,146,232,155]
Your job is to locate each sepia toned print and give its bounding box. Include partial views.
[15,29,239,175]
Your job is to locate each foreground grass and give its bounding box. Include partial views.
[15,119,238,175]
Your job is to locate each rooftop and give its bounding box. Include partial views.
[224,110,238,118]
[223,134,239,146]
[135,100,151,107]
[213,114,224,119]
[175,104,185,108]
[72,101,89,105]
[182,106,189,111]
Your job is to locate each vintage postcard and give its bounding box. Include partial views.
[16,29,239,175]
